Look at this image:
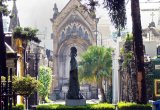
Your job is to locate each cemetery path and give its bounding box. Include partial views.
[50,99,100,105]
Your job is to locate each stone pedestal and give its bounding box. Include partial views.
[65,98,86,106]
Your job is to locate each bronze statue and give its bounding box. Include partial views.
[66,47,83,99]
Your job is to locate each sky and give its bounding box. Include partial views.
[5,0,160,50]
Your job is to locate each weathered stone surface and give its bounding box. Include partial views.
[65,98,86,106]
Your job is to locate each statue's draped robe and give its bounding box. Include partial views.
[67,49,83,99]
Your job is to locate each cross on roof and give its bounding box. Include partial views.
[150,12,155,22]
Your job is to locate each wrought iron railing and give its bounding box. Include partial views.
[0,68,13,110]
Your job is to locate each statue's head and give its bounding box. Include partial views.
[70,47,77,57]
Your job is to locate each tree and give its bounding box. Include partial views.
[120,34,138,102]
[13,26,41,46]
[131,0,147,104]
[0,0,10,76]
[38,66,52,102]
[12,75,41,109]
[79,46,112,102]
[86,0,146,104]
[0,1,12,109]
[12,75,41,96]
[13,26,41,76]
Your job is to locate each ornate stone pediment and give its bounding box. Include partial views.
[51,0,96,36]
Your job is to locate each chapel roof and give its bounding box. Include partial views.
[9,0,20,32]
[51,0,96,28]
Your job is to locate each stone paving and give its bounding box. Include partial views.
[49,99,100,105]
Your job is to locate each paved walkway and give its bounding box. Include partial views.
[49,99,100,105]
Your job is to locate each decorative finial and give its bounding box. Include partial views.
[50,3,59,22]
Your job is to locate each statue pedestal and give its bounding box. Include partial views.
[65,98,86,106]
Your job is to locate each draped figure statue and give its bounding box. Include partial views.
[66,47,83,99]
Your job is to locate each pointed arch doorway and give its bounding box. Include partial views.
[50,0,97,99]
[57,36,91,86]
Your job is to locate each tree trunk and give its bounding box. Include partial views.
[42,96,45,103]
[0,2,7,76]
[131,0,147,104]
[130,58,138,102]
[22,41,27,76]
[0,1,7,109]
[25,96,28,110]
[99,79,107,102]
[106,79,112,103]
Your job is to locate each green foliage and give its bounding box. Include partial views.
[0,0,10,16]
[103,0,126,29]
[120,34,134,68]
[12,104,25,110]
[125,34,133,42]
[118,102,152,110]
[79,46,113,102]
[38,66,52,102]
[84,0,126,29]
[1,76,13,81]
[87,103,115,110]
[13,26,41,43]
[79,46,113,83]
[122,52,133,67]
[45,96,53,103]
[12,75,41,96]
[1,76,5,81]
[36,103,152,110]
[36,103,115,110]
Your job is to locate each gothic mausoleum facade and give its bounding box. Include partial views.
[50,0,97,99]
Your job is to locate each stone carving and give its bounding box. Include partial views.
[78,27,83,37]
[84,31,88,39]
[59,23,91,43]
[72,24,77,33]
[60,31,65,42]
[66,47,83,99]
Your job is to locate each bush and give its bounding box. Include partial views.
[38,66,52,102]
[36,103,115,110]
[118,102,152,110]
[12,104,25,110]
[87,103,115,110]
[12,75,41,96]
[36,102,152,110]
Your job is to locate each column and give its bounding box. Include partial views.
[112,39,120,104]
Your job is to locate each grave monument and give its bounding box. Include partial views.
[65,47,86,106]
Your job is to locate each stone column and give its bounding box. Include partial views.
[63,55,67,78]
[112,38,120,104]
[52,54,59,88]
